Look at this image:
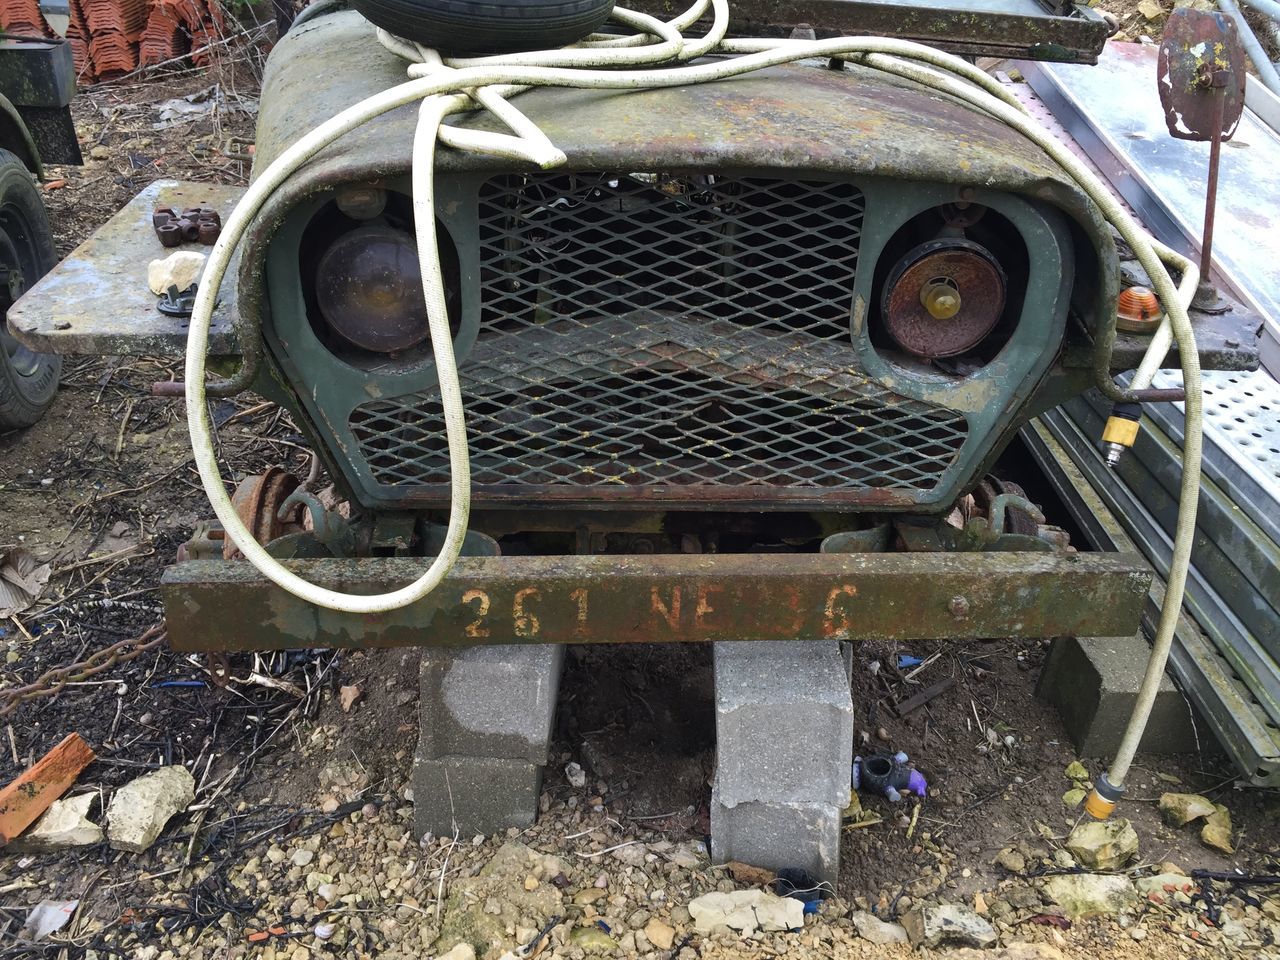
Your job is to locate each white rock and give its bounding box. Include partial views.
[901,904,997,949]
[433,944,476,960]
[10,793,101,852]
[688,890,804,935]
[565,762,586,788]
[147,250,206,296]
[106,766,195,853]
[849,910,909,945]
[1043,873,1138,919]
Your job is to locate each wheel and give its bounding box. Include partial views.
[352,0,616,56]
[0,148,60,431]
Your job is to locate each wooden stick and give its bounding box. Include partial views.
[892,678,956,718]
[0,733,96,845]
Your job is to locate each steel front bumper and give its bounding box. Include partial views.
[162,551,1151,651]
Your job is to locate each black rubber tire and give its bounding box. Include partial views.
[0,148,60,431]
[353,0,615,55]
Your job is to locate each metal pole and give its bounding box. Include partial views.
[1219,0,1280,95]
[1237,0,1280,22]
[1201,116,1223,281]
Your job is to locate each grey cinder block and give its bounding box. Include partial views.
[418,644,564,764]
[710,787,842,883]
[413,755,543,838]
[1038,634,1198,756]
[713,640,855,807]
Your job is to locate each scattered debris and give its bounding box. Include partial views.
[1064,760,1089,781]
[21,899,79,941]
[688,889,804,935]
[949,946,1065,960]
[440,842,565,956]
[0,547,52,618]
[773,867,833,913]
[1042,874,1138,918]
[1065,817,1139,871]
[1201,804,1235,854]
[726,860,776,886]
[564,762,586,788]
[105,765,195,853]
[643,916,676,950]
[852,751,927,801]
[0,732,96,845]
[8,792,102,852]
[995,847,1027,874]
[901,903,997,949]
[146,249,206,295]
[849,909,909,944]
[568,925,618,952]
[434,945,476,960]
[338,683,363,713]
[1135,873,1195,897]
[1158,791,1217,827]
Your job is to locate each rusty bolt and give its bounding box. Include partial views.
[157,222,183,248]
[197,219,221,244]
[948,596,970,619]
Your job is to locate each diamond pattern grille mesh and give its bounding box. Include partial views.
[349,172,969,501]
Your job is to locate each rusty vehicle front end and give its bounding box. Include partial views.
[18,5,1262,650]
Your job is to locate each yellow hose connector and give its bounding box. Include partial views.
[1084,789,1116,820]
[1101,401,1142,468]
[1085,774,1125,820]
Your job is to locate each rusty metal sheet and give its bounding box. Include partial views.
[162,551,1151,651]
[625,0,1112,64]
[1157,8,1247,143]
[255,13,1088,188]
[8,179,243,356]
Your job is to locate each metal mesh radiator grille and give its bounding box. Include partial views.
[349,172,969,504]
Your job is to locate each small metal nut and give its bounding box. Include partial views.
[157,222,183,247]
[948,596,970,619]
[197,219,221,244]
[179,218,200,242]
[152,206,177,228]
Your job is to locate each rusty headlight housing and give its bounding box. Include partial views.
[880,237,1007,359]
[315,224,429,353]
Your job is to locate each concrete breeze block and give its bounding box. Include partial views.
[413,755,543,838]
[710,786,842,883]
[1038,634,1198,756]
[713,640,855,807]
[418,644,564,764]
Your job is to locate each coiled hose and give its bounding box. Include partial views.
[183,0,1203,810]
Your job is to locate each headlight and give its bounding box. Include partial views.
[880,238,1006,359]
[315,225,428,353]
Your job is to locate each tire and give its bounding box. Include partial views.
[352,0,615,55]
[0,148,60,431]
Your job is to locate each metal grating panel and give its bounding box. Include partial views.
[349,172,969,502]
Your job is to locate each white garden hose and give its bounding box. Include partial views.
[185,0,1204,809]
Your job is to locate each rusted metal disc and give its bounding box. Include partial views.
[1157,8,1247,143]
[223,467,305,560]
[881,239,1006,359]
